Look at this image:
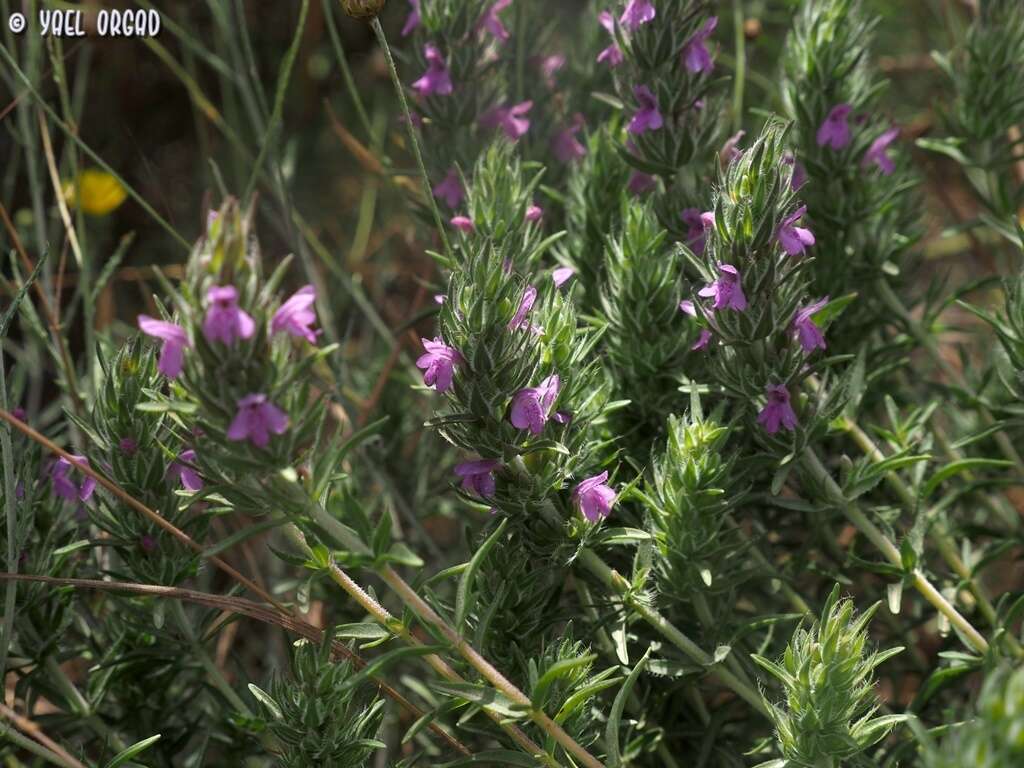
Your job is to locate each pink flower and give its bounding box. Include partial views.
[271,285,319,344]
[416,337,463,392]
[525,204,543,222]
[479,0,513,41]
[552,266,576,288]
[628,171,656,196]
[433,167,464,208]
[628,85,663,134]
[51,455,95,502]
[817,103,853,149]
[597,11,624,67]
[402,0,420,36]
[757,384,798,434]
[862,127,900,175]
[168,449,204,492]
[620,0,655,30]
[698,264,747,311]
[508,285,538,330]
[682,16,717,73]
[792,297,829,353]
[480,100,533,140]
[539,54,565,88]
[227,393,289,448]
[776,205,816,256]
[573,471,616,522]
[679,299,712,350]
[203,285,255,346]
[681,208,714,255]
[454,459,500,498]
[510,374,560,434]
[551,114,587,163]
[412,44,453,96]
[138,315,190,378]
[450,215,474,232]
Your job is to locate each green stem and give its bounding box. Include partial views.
[0,337,17,679]
[577,549,770,717]
[0,719,80,768]
[801,449,990,656]
[169,599,252,716]
[323,0,374,142]
[43,656,90,716]
[840,413,1021,656]
[370,17,452,259]
[731,0,746,133]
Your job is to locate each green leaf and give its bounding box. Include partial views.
[201,517,288,557]
[531,654,597,710]
[431,681,523,719]
[335,622,390,642]
[921,458,1015,499]
[247,684,281,719]
[455,519,507,633]
[437,750,542,767]
[102,734,162,768]
[606,649,649,768]
[915,137,970,165]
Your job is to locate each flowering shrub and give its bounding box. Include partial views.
[1,1,1024,767]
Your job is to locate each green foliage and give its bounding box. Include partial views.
[254,636,385,768]
[753,586,905,768]
[924,664,1024,768]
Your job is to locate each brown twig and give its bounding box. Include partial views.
[0,701,87,768]
[0,408,471,758]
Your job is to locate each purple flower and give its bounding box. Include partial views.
[271,285,319,344]
[597,12,624,67]
[757,384,798,434]
[817,103,853,150]
[140,534,158,553]
[402,0,420,35]
[682,16,717,73]
[679,299,712,350]
[721,129,745,164]
[681,208,714,255]
[552,266,575,288]
[51,455,95,502]
[412,44,453,96]
[698,264,747,311]
[628,171,656,196]
[454,459,500,498]
[168,449,204,491]
[508,286,538,330]
[226,393,289,448]
[119,437,138,457]
[137,315,190,378]
[539,54,565,88]
[479,0,513,41]
[525,204,543,222]
[11,407,26,422]
[480,100,532,140]
[783,151,807,190]
[862,127,900,175]
[450,216,474,232]
[792,297,829,353]
[628,85,663,135]
[551,114,587,163]
[573,471,616,522]
[776,206,816,256]
[416,337,463,392]
[510,374,560,434]
[434,167,464,208]
[620,0,655,30]
[203,286,255,346]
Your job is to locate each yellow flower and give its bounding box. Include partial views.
[64,169,127,216]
